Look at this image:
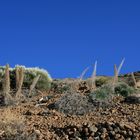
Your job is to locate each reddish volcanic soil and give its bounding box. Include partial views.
[0,78,140,140]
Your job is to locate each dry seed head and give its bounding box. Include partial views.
[15,67,20,90]
[16,67,24,99]
[79,67,89,81]
[117,58,125,75]
[3,64,10,95]
[18,67,24,90]
[131,72,137,89]
[29,75,40,97]
[91,61,97,90]
[113,64,118,84]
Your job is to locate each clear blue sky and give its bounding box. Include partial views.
[0,0,140,78]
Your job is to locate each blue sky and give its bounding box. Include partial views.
[0,0,140,78]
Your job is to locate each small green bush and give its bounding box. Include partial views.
[0,65,52,91]
[51,81,70,94]
[89,84,113,101]
[114,82,134,97]
[95,77,110,87]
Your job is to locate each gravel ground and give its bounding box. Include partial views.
[0,78,140,140]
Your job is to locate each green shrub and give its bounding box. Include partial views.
[89,84,113,101]
[114,82,134,97]
[0,65,52,91]
[95,77,110,87]
[51,80,70,94]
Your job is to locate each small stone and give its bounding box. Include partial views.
[122,130,127,136]
[115,134,121,139]
[102,128,107,133]
[89,125,98,133]
[108,126,113,131]
[39,96,49,103]
[126,138,131,140]
[24,110,32,115]
[88,136,93,140]
[127,130,133,136]
[34,130,41,136]
[114,128,119,133]
[94,136,100,140]
[100,133,106,139]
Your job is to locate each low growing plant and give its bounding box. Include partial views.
[114,82,134,97]
[0,65,52,91]
[95,77,110,87]
[89,84,113,101]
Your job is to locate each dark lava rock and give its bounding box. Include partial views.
[124,94,140,104]
[24,110,33,115]
[0,95,5,106]
[37,110,51,116]
[51,122,140,140]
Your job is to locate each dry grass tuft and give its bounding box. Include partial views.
[0,107,25,138]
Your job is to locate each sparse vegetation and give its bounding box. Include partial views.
[0,108,25,139]
[88,84,114,106]
[0,65,52,91]
[0,62,140,139]
[95,77,110,87]
[114,82,134,97]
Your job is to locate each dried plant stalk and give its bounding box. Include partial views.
[113,64,118,84]
[15,67,20,90]
[91,61,97,90]
[29,75,40,97]
[3,64,10,95]
[117,58,125,75]
[16,67,24,98]
[3,64,13,104]
[131,72,137,89]
[79,67,89,81]
[113,58,125,85]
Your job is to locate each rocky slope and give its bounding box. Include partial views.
[0,75,140,140]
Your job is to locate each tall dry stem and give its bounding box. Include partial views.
[79,67,89,81]
[29,75,40,97]
[3,64,13,104]
[131,72,137,89]
[113,58,125,85]
[90,61,97,91]
[113,64,118,84]
[15,67,20,90]
[16,67,24,98]
[3,64,10,94]
[117,58,125,75]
